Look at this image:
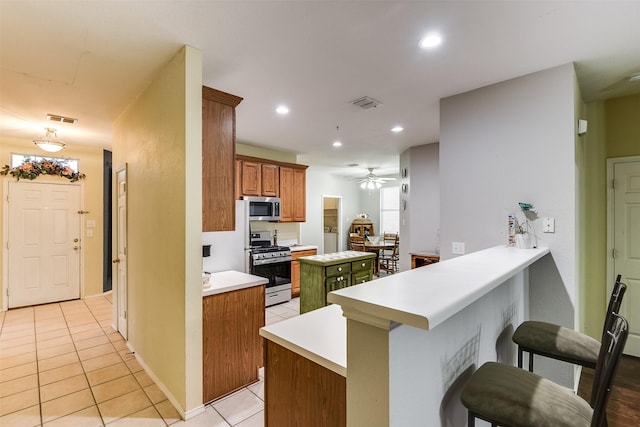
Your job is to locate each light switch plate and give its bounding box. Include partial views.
[543,217,555,233]
[87,220,96,228]
[452,242,466,255]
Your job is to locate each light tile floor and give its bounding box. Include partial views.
[0,295,300,427]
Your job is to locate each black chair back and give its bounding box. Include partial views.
[590,313,628,427]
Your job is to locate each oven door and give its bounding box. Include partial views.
[251,258,291,306]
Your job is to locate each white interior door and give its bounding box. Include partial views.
[7,181,81,308]
[610,159,640,356]
[114,167,128,338]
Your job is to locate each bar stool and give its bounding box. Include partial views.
[512,275,625,374]
[461,313,628,427]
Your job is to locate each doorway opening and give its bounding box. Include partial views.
[322,196,341,254]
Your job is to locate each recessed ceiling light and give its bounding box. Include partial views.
[333,141,342,147]
[419,34,442,49]
[391,126,404,133]
[276,105,289,115]
[628,72,640,82]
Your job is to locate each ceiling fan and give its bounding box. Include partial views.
[357,168,396,189]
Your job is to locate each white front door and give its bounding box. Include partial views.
[610,158,640,356]
[7,181,81,308]
[114,167,128,338]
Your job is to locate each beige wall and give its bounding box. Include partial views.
[0,137,106,309]
[581,93,640,337]
[237,142,297,163]
[112,45,202,413]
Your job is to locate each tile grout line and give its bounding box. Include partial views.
[58,300,107,427]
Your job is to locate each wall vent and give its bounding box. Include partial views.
[46,113,78,124]
[350,96,382,109]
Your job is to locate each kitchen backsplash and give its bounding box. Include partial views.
[249,221,299,245]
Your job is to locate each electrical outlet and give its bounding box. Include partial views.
[87,220,96,228]
[452,242,466,255]
[86,229,93,237]
[543,217,555,233]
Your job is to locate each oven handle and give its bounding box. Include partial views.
[252,256,292,266]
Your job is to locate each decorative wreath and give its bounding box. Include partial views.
[1,158,86,182]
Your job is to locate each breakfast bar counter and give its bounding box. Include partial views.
[260,245,550,426]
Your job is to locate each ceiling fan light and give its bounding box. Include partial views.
[376,181,382,189]
[360,182,367,189]
[367,181,375,190]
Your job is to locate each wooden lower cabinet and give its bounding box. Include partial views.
[202,285,265,403]
[291,249,317,298]
[264,340,345,427]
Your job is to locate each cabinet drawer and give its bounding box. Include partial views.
[352,271,371,285]
[326,274,351,292]
[351,258,372,272]
[326,263,351,277]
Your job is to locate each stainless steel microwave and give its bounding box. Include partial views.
[244,196,281,221]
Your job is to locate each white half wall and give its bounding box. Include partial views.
[439,63,579,387]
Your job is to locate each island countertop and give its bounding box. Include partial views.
[297,250,376,265]
[202,270,267,297]
[259,304,346,376]
[328,245,549,330]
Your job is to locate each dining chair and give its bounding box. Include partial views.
[378,234,399,274]
[461,313,628,427]
[349,235,365,251]
[512,275,625,377]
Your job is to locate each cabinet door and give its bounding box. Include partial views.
[261,164,280,197]
[293,168,306,222]
[203,286,265,403]
[291,260,301,297]
[241,161,261,196]
[279,166,294,222]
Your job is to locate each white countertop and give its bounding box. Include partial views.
[289,245,318,252]
[259,304,346,376]
[202,270,268,297]
[328,245,549,330]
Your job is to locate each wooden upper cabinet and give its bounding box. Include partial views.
[202,86,243,232]
[261,163,279,197]
[237,155,308,222]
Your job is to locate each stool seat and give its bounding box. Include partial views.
[461,362,592,427]
[512,321,600,368]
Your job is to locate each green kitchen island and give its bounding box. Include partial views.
[299,250,376,314]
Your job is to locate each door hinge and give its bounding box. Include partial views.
[612,248,616,258]
[124,310,127,320]
[611,179,616,189]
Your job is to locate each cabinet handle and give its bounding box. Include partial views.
[338,267,342,271]
[361,262,365,267]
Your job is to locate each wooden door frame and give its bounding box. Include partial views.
[2,178,86,311]
[606,155,640,286]
[322,195,343,254]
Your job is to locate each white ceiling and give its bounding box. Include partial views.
[2,1,640,179]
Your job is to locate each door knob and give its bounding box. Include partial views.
[73,246,80,250]
[112,259,120,264]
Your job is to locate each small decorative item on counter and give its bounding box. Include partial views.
[357,213,369,219]
[508,215,516,247]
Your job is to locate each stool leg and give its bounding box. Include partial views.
[468,411,475,427]
[517,347,523,368]
[528,352,534,372]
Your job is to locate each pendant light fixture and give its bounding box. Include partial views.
[34,128,66,153]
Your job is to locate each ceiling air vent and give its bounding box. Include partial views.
[46,113,78,124]
[350,96,382,109]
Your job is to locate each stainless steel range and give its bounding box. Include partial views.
[249,232,292,307]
